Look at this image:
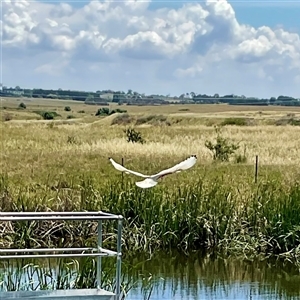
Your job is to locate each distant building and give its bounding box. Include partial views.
[2,87,24,96]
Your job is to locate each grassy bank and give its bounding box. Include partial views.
[1,104,300,261]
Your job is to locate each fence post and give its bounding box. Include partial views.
[254,155,259,183]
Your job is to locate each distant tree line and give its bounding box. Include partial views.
[1,86,107,102]
[192,94,300,106]
[1,86,299,107]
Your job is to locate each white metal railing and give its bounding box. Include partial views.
[0,211,123,300]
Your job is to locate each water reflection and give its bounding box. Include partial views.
[126,251,300,300]
[1,250,300,299]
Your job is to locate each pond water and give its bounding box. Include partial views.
[125,251,300,300]
[1,250,300,300]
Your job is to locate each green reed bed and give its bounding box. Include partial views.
[1,169,300,261]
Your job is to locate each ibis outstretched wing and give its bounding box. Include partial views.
[109,158,149,178]
[152,155,197,180]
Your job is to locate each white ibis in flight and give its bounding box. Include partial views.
[109,155,197,188]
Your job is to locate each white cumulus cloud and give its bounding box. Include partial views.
[2,0,300,97]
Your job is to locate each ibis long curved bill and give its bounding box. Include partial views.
[109,155,197,188]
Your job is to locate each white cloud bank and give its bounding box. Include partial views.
[2,0,300,97]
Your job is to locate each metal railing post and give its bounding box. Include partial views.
[115,217,123,300]
[97,220,102,289]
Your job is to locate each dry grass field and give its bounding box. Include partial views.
[1,97,300,182]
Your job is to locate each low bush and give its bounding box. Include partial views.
[95,108,127,116]
[205,126,240,162]
[124,128,145,144]
[111,113,133,125]
[221,118,248,126]
[33,111,61,120]
[135,115,170,126]
[18,102,26,109]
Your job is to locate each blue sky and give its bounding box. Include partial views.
[3,0,300,98]
[231,3,300,33]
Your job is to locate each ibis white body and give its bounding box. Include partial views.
[109,155,197,188]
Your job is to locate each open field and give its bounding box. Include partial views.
[2,97,300,124]
[1,97,300,261]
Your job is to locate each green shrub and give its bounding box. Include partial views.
[96,108,127,117]
[221,118,248,126]
[33,111,60,120]
[64,106,71,112]
[19,102,26,109]
[290,119,300,126]
[275,117,300,126]
[135,115,170,126]
[67,135,77,144]
[205,127,239,162]
[124,128,145,144]
[115,108,127,113]
[43,112,54,120]
[96,107,109,116]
